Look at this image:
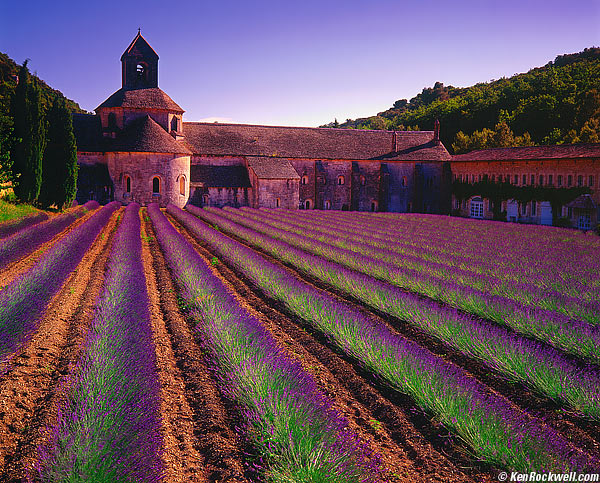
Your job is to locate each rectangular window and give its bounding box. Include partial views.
[578,175,583,187]
[568,175,573,187]
[539,175,544,185]
[531,174,535,185]
[558,175,562,187]
[522,174,527,185]
[589,175,594,187]
[548,174,553,186]
[514,175,518,184]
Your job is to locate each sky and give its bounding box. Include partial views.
[1,0,599,127]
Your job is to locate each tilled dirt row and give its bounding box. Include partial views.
[199,212,600,454]
[0,206,100,290]
[143,215,250,483]
[0,208,121,482]
[166,212,496,482]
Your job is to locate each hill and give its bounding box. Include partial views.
[324,48,600,154]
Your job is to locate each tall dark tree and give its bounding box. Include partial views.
[10,61,45,202]
[39,98,78,209]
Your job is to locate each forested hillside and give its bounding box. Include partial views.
[324,48,600,154]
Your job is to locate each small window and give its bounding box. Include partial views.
[401,176,407,187]
[125,176,131,193]
[578,175,583,187]
[153,177,160,194]
[324,200,331,209]
[371,201,377,212]
[558,175,563,187]
[304,199,311,209]
[522,174,527,185]
[548,174,553,186]
[530,174,535,185]
[568,175,573,187]
[589,175,594,187]
[337,176,345,185]
[531,201,537,216]
[171,116,178,132]
[202,194,209,206]
[301,175,308,185]
[360,175,366,186]
[513,175,518,184]
[276,198,281,208]
[478,174,482,182]
[108,112,117,130]
[179,176,185,196]
[539,175,544,185]
[471,174,475,183]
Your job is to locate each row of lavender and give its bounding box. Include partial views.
[188,206,600,421]
[0,212,49,239]
[213,207,600,366]
[274,210,599,299]
[235,206,599,325]
[37,203,164,482]
[150,204,379,482]
[0,201,118,369]
[0,201,99,269]
[174,204,598,472]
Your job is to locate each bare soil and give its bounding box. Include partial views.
[0,208,120,481]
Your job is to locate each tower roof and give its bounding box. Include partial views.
[96,87,184,112]
[121,31,159,61]
[111,115,191,154]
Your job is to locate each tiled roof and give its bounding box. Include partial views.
[72,113,103,152]
[452,143,600,162]
[183,122,451,161]
[96,87,184,112]
[247,157,300,179]
[565,194,597,210]
[190,165,251,187]
[111,115,191,154]
[121,32,159,61]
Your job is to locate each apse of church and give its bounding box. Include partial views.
[72,32,452,212]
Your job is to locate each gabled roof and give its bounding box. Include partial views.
[452,143,600,162]
[190,165,251,187]
[183,122,451,161]
[111,115,191,154]
[565,194,597,210]
[96,87,184,112]
[121,32,159,61]
[247,157,300,179]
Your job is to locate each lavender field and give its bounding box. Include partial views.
[0,205,598,482]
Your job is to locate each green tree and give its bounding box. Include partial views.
[39,98,78,209]
[10,61,46,202]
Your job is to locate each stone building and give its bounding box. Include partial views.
[451,144,600,229]
[72,32,452,213]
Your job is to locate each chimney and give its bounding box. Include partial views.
[434,119,440,145]
[392,131,398,152]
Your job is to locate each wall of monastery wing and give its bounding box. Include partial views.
[77,152,107,166]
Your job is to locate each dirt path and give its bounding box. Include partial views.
[0,207,99,290]
[184,212,600,460]
[0,208,121,482]
[167,212,492,483]
[143,213,249,483]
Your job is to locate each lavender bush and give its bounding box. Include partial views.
[0,212,49,239]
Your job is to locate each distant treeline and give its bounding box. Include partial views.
[323,48,600,153]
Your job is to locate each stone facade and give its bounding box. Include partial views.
[73,32,453,213]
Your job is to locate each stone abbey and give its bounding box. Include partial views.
[74,32,599,229]
[73,32,452,213]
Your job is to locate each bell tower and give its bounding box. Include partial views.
[121,30,159,89]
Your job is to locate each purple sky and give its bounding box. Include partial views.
[1,0,599,127]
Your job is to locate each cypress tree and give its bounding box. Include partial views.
[10,61,45,202]
[39,98,78,209]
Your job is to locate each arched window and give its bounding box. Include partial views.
[136,63,147,84]
[304,199,311,209]
[108,112,117,130]
[152,177,160,194]
[401,176,407,187]
[371,201,377,212]
[171,116,178,132]
[179,176,186,196]
[125,176,131,193]
[337,176,344,185]
[301,175,308,185]
[360,175,366,186]
[324,200,331,209]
